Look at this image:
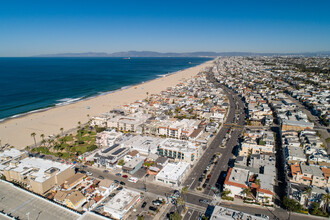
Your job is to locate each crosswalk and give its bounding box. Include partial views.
[186,203,207,213]
[187,189,214,200]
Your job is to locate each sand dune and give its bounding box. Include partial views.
[0,60,214,149]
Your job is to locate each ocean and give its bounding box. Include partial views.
[0,57,211,121]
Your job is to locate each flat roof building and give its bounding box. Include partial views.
[155,162,190,187]
[104,188,141,220]
[157,138,200,165]
[3,157,75,194]
[121,135,163,155]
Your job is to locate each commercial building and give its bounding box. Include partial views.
[121,135,163,155]
[3,157,75,194]
[122,156,146,174]
[157,138,200,165]
[0,148,28,171]
[104,188,141,220]
[209,205,268,220]
[155,162,190,187]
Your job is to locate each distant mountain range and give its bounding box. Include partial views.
[34,51,330,57]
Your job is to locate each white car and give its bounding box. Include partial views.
[86,171,93,176]
[128,177,138,183]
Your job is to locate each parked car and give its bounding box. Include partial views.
[122,175,128,178]
[115,173,121,176]
[149,206,157,212]
[116,186,123,191]
[145,174,150,177]
[152,200,162,206]
[86,172,93,176]
[141,202,147,208]
[198,177,203,182]
[109,193,116,198]
[103,170,109,173]
[202,183,207,188]
[98,175,104,180]
[114,180,119,184]
[199,199,210,205]
[120,181,126,185]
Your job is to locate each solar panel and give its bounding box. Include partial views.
[102,144,119,154]
[112,148,125,156]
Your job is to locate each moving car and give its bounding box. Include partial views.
[128,177,138,183]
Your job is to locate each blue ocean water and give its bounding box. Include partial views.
[0,57,211,120]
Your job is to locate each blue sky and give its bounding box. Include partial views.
[1,0,330,56]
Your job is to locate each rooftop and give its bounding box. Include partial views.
[156,162,190,181]
[104,188,140,212]
[7,157,73,183]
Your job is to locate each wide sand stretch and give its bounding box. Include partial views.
[0,60,214,149]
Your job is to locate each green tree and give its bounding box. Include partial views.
[30,132,37,148]
[169,212,182,220]
[137,215,144,220]
[321,193,330,214]
[283,196,302,215]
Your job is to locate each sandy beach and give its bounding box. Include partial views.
[0,60,214,149]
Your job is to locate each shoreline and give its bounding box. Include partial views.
[0,59,214,149]
[0,62,203,124]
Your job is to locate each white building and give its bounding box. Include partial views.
[121,135,163,155]
[155,162,190,187]
[210,205,268,220]
[96,129,123,147]
[104,188,141,220]
[157,138,200,165]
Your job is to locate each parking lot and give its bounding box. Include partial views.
[126,194,166,220]
[0,181,80,220]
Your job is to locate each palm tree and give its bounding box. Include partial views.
[30,132,37,148]
[303,187,312,208]
[41,139,46,147]
[242,188,253,199]
[40,134,45,141]
[181,186,188,201]
[222,189,231,198]
[60,128,64,136]
[321,193,330,213]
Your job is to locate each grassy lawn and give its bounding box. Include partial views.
[32,127,98,160]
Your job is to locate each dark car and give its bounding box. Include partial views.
[202,183,207,188]
[120,181,126,185]
[141,202,147,208]
[103,170,109,173]
[198,177,204,182]
[116,186,123,191]
[114,180,119,183]
[149,206,157,212]
[204,179,210,184]
[199,199,210,205]
[109,193,116,197]
[115,173,121,176]
[145,174,150,177]
[98,175,104,179]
